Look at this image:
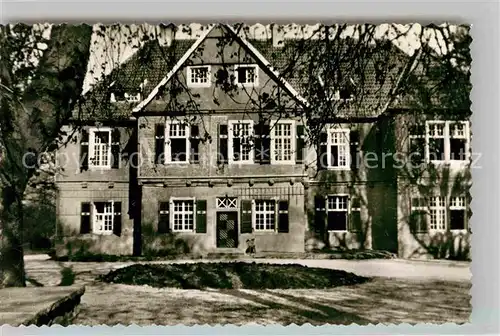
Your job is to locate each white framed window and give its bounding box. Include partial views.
[253,199,276,231]
[187,65,211,87]
[326,195,349,232]
[271,120,296,164]
[228,120,254,164]
[234,64,258,87]
[171,198,195,232]
[165,121,190,163]
[88,127,112,169]
[429,196,446,231]
[93,201,114,234]
[449,196,467,231]
[425,120,470,163]
[326,126,350,169]
[124,92,141,102]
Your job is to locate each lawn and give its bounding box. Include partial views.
[73,278,471,325]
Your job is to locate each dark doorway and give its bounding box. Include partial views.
[216,211,239,248]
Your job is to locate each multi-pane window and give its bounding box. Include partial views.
[94,202,114,234]
[427,122,446,161]
[234,65,258,86]
[254,200,276,231]
[272,121,295,163]
[327,128,350,169]
[187,66,211,87]
[449,196,467,230]
[89,128,111,169]
[327,195,348,231]
[429,196,446,231]
[425,121,470,163]
[410,195,468,232]
[166,122,190,163]
[410,197,429,233]
[172,199,195,232]
[229,121,254,163]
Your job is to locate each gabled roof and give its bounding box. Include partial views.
[75,25,469,122]
[132,23,309,114]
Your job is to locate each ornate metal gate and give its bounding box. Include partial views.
[216,211,238,248]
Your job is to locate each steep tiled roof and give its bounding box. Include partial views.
[75,28,468,122]
[74,39,193,121]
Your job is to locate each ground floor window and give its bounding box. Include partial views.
[80,201,122,235]
[410,195,468,232]
[254,200,276,231]
[327,195,348,231]
[172,199,195,232]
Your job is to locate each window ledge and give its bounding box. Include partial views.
[252,230,278,235]
[88,166,112,171]
[327,230,349,233]
[171,230,197,234]
[93,232,114,236]
[325,167,351,171]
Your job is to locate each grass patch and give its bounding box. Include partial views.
[98,262,371,290]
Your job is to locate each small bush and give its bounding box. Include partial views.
[98,262,370,289]
[59,267,76,286]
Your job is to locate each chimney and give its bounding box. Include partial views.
[272,23,285,48]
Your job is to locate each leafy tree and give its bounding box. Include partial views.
[0,24,93,287]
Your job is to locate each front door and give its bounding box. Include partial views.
[216,211,239,248]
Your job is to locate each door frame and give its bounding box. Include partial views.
[215,210,239,248]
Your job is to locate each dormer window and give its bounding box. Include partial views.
[187,66,211,87]
[110,91,141,103]
[124,92,141,102]
[234,64,258,87]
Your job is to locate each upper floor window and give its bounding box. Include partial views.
[234,64,258,87]
[187,66,211,88]
[228,120,254,164]
[166,121,190,163]
[111,91,141,103]
[271,120,296,164]
[324,126,350,169]
[425,120,470,163]
[88,127,112,169]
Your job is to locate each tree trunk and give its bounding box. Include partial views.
[0,220,26,288]
[0,186,26,288]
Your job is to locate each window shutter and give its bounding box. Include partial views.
[254,124,262,163]
[111,128,121,169]
[350,130,360,171]
[296,125,305,163]
[240,200,253,233]
[254,123,270,164]
[277,200,289,233]
[349,211,362,232]
[195,199,207,233]
[317,131,328,170]
[190,125,200,164]
[155,124,165,164]
[80,202,91,234]
[218,124,228,164]
[158,201,170,233]
[80,129,89,172]
[113,202,122,236]
[261,124,270,164]
[314,195,326,235]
